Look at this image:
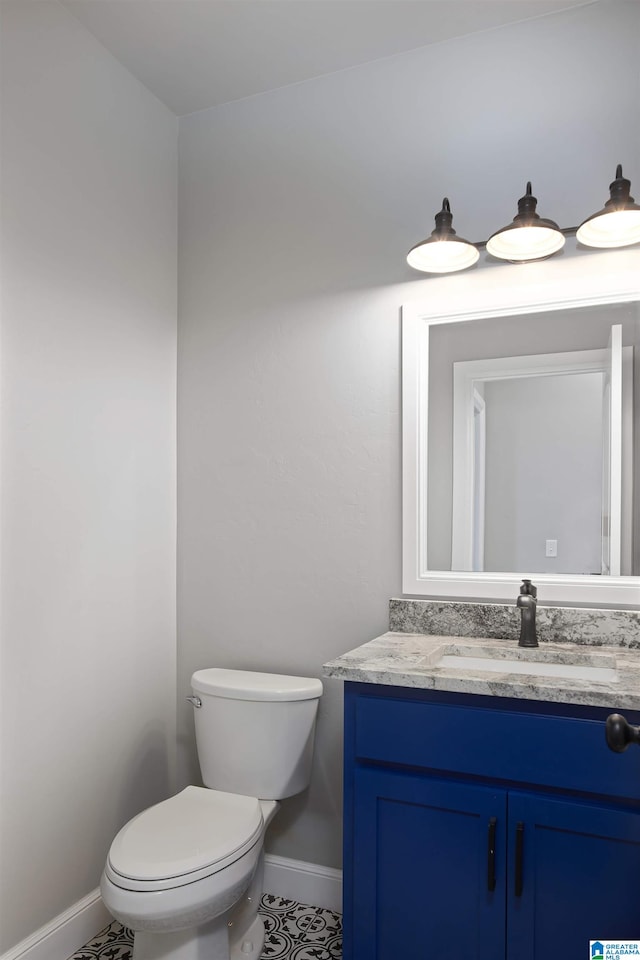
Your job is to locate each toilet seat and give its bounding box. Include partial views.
[105,786,263,892]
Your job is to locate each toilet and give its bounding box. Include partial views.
[100,668,323,960]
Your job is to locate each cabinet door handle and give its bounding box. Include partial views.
[514,822,524,897]
[605,714,640,752]
[487,817,497,892]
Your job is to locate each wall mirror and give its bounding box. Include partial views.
[402,248,640,606]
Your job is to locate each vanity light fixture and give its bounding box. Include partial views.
[485,182,565,263]
[576,165,640,249]
[407,165,639,274]
[406,198,479,274]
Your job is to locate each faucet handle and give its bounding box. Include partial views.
[520,579,537,599]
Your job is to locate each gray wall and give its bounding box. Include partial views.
[483,372,604,575]
[177,1,640,870]
[0,3,177,950]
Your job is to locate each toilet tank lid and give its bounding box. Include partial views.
[191,668,323,701]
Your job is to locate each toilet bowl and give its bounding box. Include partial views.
[101,787,278,960]
[101,669,322,960]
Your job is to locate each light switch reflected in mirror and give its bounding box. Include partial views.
[426,302,639,578]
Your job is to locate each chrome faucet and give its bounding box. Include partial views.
[517,579,538,648]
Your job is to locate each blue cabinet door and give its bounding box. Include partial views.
[507,792,640,960]
[351,766,507,960]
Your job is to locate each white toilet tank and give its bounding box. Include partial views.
[190,668,323,800]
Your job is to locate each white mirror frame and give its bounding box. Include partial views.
[402,247,640,606]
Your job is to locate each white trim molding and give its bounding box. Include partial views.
[402,247,640,607]
[0,889,111,960]
[264,854,342,914]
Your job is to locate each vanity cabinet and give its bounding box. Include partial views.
[343,683,640,960]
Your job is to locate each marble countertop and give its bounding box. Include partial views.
[323,632,640,710]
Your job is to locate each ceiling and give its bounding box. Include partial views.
[61,0,592,116]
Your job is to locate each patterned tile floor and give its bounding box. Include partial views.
[67,895,342,960]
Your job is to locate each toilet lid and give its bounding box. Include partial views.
[108,786,263,883]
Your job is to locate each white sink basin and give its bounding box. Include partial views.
[437,650,618,683]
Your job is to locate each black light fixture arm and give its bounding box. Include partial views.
[435,197,454,234]
[607,164,634,208]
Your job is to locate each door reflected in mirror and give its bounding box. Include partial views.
[426,302,639,577]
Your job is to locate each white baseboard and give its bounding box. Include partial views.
[1,857,342,960]
[263,854,342,914]
[1,888,111,960]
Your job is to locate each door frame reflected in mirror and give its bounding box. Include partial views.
[450,343,634,576]
[402,248,640,606]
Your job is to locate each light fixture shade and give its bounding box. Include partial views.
[486,182,565,262]
[407,198,479,274]
[576,165,640,248]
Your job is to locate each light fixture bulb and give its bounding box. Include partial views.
[407,198,479,274]
[486,182,565,262]
[577,165,640,248]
